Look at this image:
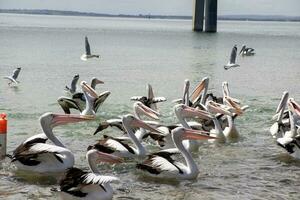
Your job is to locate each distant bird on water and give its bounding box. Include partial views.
[80,36,100,61]
[224,45,240,70]
[239,45,255,56]
[3,67,21,85]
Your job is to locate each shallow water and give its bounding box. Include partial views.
[0,14,300,199]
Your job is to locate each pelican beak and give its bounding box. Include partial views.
[136,102,160,120]
[207,100,233,116]
[81,81,98,98]
[223,96,243,115]
[276,91,289,114]
[190,77,209,102]
[288,98,300,116]
[147,84,154,99]
[131,118,164,135]
[182,129,216,140]
[179,104,212,120]
[222,82,230,97]
[96,151,123,164]
[52,113,93,127]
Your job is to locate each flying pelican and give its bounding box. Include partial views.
[136,127,216,180]
[81,36,100,61]
[9,113,93,173]
[3,67,21,85]
[59,80,110,115]
[131,84,166,111]
[91,114,164,160]
[224,45,240,70]
[276,98,300,159]
[57,146,122,200]
[239,45,255,56]
[270,91,290,138]
[65,74,80,94]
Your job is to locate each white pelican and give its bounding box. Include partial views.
[239,45,255,56]
[91,114,164,160]
[9,113,93,173]
[65,74,80,94]
[3,67,21,85]
[81,36,100,61]
[57,147,122,200]
[136,127,215,180]
[58,80,109,116]
[224,45,240,70]
[276,98,300,159]
[270,91,290,138]
[131,84,166,111]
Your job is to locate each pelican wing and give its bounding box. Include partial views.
[130,96,146,101]
[94,91,111,112]
[85,36,91,55]
[102,136,135,154]
[57,97,82,114]
[93,119,124,135]
[12,68,21,80]
[3,76,18,84]
[229,46,237,64]
[82,173,119,185]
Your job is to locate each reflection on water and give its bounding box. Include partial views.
[0,14,300,199]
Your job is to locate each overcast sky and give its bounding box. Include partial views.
[0,0,299,16]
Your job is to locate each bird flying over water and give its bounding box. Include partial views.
[80,36,100,61]
[3,67,21,85]
[224,45,240,70]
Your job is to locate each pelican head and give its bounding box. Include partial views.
[287,98,300,116]
[223,96,243,115]
[86,147,123,164]
[190,77,209,103]
[174,104,211,120]
[133,101,160,120]
[81,81,98,98]
[276,91,289,114]
[206,100,233,116]
[222,81,229,97]
[171,127,216,142]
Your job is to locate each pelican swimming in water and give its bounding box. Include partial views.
[224,45,240,70]
[57,146,122,200]
[91,114,164,160]
[65,74,80,94]
[81,36,100,61]
[136,127,215,180]
[59,80,110,116]
[276,98,300,159]
[239,45,255,56]
[9,113,93,173]
[3,67,21,85]
[131,84,166,111]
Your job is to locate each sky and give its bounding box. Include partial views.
[0,0,299,16]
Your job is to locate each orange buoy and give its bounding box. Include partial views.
[0,113,7,160]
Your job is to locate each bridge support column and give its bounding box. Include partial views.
[192,0,205,32]
[204,0,218,32]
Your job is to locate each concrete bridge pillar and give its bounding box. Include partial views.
[193,0,217,32]
[192,0,205,32]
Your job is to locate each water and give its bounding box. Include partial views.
[0,13,300,199]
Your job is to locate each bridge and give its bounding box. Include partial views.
[193,0,217,32]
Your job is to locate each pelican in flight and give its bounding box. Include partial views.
[65,74,80,94]
[136,127,215,180]
[276,98,300,159]
[3,67,21,85]
[91,114,163,160]
[224,45,240,70]
[81,36,100,61]
[131,84,166,111]
[239,45,255,56]
[57,146,122,200]
[9,113,93,173]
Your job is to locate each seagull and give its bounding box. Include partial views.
[65,74,80,94]
[239,45,255,56]
[80,36,100,61]
[224,45,240,70]
[3,67,21,85]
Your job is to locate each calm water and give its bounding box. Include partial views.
[0,13,300,199]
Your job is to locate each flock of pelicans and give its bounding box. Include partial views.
[2,37,299,200]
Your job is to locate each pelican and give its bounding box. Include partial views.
[270,91,290,138]
[239,45,255,56]
[9,113,92,173]
[276,98,300,159]
[224,45,240,70]
[91,114,163,159]
[131,84,166,111]
[72,77,105,102]
[65,74,80,94]
[3,67,21,85]
[59,80,109,115]
[136,127,215,180]
[81,36,100,61]
[57,147,122,200]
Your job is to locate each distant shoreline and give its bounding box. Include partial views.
[1,9,299,22]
